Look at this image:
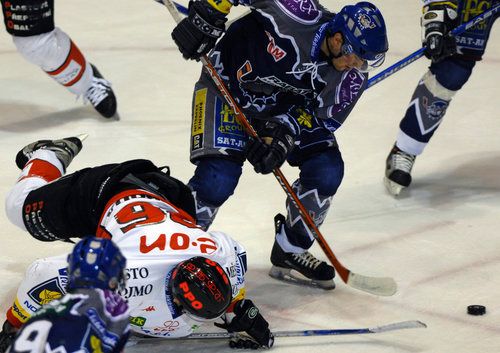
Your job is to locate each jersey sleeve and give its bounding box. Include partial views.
[315,69,368,132]
[206,231,248,303]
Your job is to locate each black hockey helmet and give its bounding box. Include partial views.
[170,256,232,320]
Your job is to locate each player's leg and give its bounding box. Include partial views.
[269,121,343,289]
[0,255,67,351]
[5,136,84,234]
[187,73,246,229]
[384,56,476,196]
[1,0,116,118]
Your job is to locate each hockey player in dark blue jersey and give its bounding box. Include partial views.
[2,237,129,353]
[172,0,388,289]
[384,0,499,196]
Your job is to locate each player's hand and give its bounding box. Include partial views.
[215,300,274,349]
[246,122,295,175]
[421,1,458,62]
[171,0,227,61]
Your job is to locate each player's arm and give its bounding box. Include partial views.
[171,0,236,61]
[421,0,459,62]
[216,299,274,349]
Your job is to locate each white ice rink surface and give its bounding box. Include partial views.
[1,1,499,352]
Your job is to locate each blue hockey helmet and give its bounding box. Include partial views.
[66,237,126,292]
[328,2,388,71]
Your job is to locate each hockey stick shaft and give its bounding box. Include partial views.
[132,320,426,341]
[368,3,500,88]
[160,0,396,296]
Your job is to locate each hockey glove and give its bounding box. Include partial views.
[171,0,228,61]
[214,299,274,349]
[421,1,458,62]
[246,122,295,175]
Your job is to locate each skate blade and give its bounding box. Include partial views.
[269,266,335,290]
[383,177,405,197]
[76,133,89,142]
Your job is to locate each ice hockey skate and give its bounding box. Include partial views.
[384,144,416,196]
[84,64,117,118]
[0,320,17,353]
[269,214,335,290]
[15,134,88,171]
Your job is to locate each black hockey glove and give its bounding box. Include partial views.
[171,0,227,61]
[246,122,295,175]
[421,1,458,62]
[214,300,274,349]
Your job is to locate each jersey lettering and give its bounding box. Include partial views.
[115,202,166,233]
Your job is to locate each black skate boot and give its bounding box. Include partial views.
[15,134,86,172]
[0,320,18,353]
[84,64,117,118]
[384,144,416,196]
[269,214,335,290]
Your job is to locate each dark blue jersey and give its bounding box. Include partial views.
[211,0,368,135]
[8,289,129,353]
[455,0,499,58]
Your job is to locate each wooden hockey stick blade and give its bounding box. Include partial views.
[347,272,397,296]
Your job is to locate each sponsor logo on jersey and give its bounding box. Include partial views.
[142,306,156,312]
[275,0,322,24]
[90,335,103,353]
[130,316,147,327]
[265,31,287,62]
[125,267,149,280]
[27,277,64,306]
[214,97,246,150]
[193,88,207,151]
[11,299,29,323]
[295,108,313,128]
[118,284,153,299]
[152,320,180,333]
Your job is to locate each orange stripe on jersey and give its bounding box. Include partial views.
[6,299,31,328]
[19,159,62,183]
[96,189,197,238]
[46,40,86,87]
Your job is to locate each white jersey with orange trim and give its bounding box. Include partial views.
[7,189,247,338]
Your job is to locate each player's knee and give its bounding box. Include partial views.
[299,149,344,196]
[4,183,32,232]
[430,58,475,91]
[189,158,243,206]
[12,28,70,70]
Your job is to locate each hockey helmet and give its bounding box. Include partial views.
[328,2,388,71]
[170,256,232,320]
[66,237,126,292]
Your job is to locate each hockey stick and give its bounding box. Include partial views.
[368,3,500,88]
[131,320,426,341]
[158,0,397,297]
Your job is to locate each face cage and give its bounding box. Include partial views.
[341,41,386,73]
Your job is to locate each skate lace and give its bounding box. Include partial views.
[84,77,111,106]
[392,150,415,173]
[292,252,322,270]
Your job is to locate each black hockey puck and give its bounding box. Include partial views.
[467,305,486,316]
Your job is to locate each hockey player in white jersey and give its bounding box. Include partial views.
[1,135,273,349]
[5,237,130,353]
[0,1,117,118]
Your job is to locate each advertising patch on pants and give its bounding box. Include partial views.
[214,96,246,151]
[192,88,207,151]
